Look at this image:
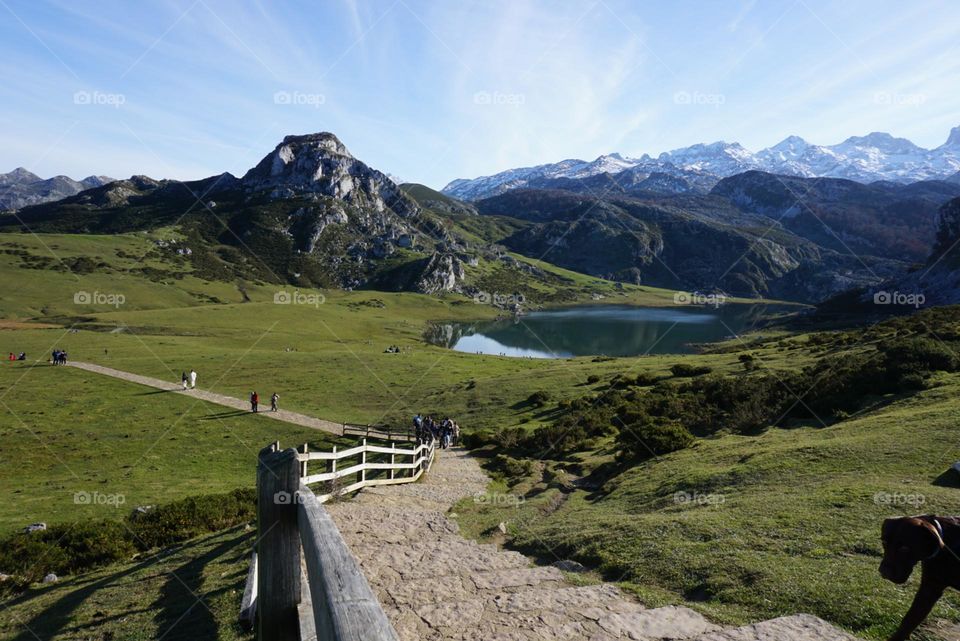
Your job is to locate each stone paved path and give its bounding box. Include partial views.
[326,448,860,641]
[67,361,343,435]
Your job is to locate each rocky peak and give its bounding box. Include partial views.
[0,167,41,185]
[940,126,960,149]
[840,132,921,154]
[241,132,418,219]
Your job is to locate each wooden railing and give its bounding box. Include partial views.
[242,438,436,640]
[342,423,416,443]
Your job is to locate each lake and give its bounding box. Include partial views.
[426,304,792,358]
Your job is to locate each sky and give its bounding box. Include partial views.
[1,0,959,190]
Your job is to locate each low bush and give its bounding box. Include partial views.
[670,363,713,377]
[0,488,255,593]
[527,390,552,407]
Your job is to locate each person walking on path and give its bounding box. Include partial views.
[188,369,197,389]
[250,391,259,413]
[181,372,188,390]
[270,392,279,412]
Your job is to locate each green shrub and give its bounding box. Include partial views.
[616,418,695,461]
[670,363,713,377]
[492,454,536,480]
[528,390,552,407]
[586,375,601,385]
[0,488,254,592]
[633,372,660,386]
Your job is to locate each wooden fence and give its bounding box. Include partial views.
[242,437,436,640]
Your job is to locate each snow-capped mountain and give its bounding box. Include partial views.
[442,125,960,201]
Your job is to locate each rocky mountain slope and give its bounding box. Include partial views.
[0,134,473,293]
[0,168,113,211]
[443,125,960,201]
[474,188,905,302]
[877,196,960,306]
[712,171,960,262]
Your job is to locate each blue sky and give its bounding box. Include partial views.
[1,0,958,189]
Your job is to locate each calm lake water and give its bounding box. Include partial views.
[427,304,792,358]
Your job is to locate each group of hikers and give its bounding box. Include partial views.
[51,350,67,365]
[413,414,460,448]
[249,391,279,413]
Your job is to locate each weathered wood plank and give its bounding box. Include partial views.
[256,445,301,641]
[297,484,399,641]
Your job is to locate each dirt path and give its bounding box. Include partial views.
[67,361,343,435]
[327,447,859,641]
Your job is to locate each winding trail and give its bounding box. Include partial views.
[68,360,860,640]
[67,361,343,435]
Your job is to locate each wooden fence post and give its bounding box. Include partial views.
[360,438,367,484]
[389,442,395,481]
[256,444,301,641]
[298,442,308,478]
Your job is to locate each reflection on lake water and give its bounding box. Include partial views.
[426,304,793,358]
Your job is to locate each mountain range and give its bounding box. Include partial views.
[0,168,114,211]
[442,125,960,201]
[5,130,960,306]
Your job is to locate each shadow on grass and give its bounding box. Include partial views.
[152,529,251,641]
[4,527,251,641]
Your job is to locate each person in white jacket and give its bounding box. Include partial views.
[189,369,197,389]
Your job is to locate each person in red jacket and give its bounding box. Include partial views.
[250,391,259,413]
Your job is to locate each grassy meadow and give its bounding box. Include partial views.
[0,231,958,640]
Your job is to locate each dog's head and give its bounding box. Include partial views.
[879,517,945,584]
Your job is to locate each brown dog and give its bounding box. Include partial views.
[880,515,959,641]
